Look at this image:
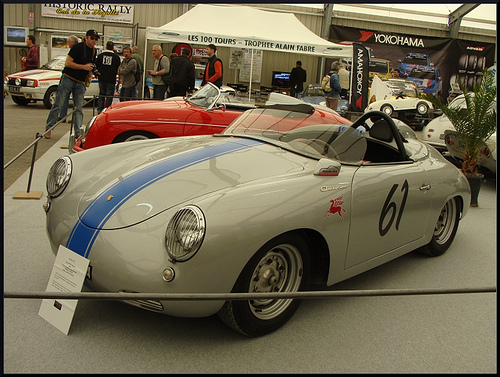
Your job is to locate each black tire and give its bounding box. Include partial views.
[380,104,393,116]
[112,131,159,143]
[416,102,429,115]
[11,95,30,106]
[217,232,311,337]
[418,197,460,257]
[43,86,58,109]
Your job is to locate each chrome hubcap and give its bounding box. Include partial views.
[248,245,303,320]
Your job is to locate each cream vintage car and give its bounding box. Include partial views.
[44,103,470,337]
[4,55,99,108]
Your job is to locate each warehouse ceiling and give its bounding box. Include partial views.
[296,3,496,31]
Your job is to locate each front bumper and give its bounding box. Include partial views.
[6,85,45,100]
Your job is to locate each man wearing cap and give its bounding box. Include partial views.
[44,29,99,139]
[201,44,223,88]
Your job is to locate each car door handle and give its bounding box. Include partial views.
[419,184,431,191]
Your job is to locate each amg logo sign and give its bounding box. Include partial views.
[374,33,425,48]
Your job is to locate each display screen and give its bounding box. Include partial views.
[272,71,291,88]
[4,26,29,46]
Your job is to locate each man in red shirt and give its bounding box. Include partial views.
[201,44,223,87]
[22,35,39,71]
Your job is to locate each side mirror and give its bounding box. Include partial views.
[314,159,341,176]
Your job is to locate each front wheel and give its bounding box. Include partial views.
[418,197,460,257]
[43,86,58,108]
[113,131,159,143]
[11,95,30,106]
[218,232,310,337]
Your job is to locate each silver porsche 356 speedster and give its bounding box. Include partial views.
[44,102,470,337]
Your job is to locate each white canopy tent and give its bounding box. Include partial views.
[144,4,353,97]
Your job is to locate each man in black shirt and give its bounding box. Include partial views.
[44,29,99,139]
[169,48,195,97]
[95,40,120,113]
[289,60,307,98]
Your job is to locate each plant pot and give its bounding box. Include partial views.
[466,174,485,207]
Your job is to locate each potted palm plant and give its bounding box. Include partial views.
[423,68,496,206]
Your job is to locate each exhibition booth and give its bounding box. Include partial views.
[143,4,353,97]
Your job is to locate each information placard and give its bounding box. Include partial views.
[38,245,90,335]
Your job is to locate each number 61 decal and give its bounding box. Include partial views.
[379,179,409,236]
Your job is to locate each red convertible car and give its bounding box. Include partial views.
[72,83,352,152]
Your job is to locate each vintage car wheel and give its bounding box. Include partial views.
[380,104,393,116]
[43,86,58,109]
[218,232,311,337]
[416,102,429,115]
[113,131,159,143]
[418,197,460,257]
[11,95,30,106]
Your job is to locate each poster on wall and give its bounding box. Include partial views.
[41,4,134,24]
[329,25,495,103]
[229,48,244,70]
[239,49,262,84]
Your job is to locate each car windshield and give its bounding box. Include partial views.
[370,60,389,73]
[187,83,221,108]
[402,55,428,65]
[385,80,418,97]
[409,69,435,80]
[304,86,324,97]
[43,56,66,71]
[221,107,368,163]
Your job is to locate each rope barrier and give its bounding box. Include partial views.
[4,286,496,301]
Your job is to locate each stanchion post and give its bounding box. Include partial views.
[12,133,44,200]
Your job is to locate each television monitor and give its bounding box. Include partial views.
[4,26,29,47]
[272,71,291,88]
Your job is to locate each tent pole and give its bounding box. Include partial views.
[248,48,254,102]
[143,40,148,98]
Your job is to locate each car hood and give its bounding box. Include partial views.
[7,69,60,80]
[74,136,305,230]
[102,98,188,119]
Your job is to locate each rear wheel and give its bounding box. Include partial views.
[218,232,310,337]
[418,197,460,257]
[380,104,393,116]
[416,101,429,115]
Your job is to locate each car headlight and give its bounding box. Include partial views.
[26,80,36,87]
[165,206,205,262]
[46,156,72,198]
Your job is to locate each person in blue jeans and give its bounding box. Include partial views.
[57,35,79,122]
[325,61,342,112]
[45,30,99,139]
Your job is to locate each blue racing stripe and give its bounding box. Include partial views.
[66,138,263,257]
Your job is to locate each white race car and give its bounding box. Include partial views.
[365,95,433,117]
[4,55,99,108]
[44,104,470,337]
[422,94,497,153]
[444,130,496,175]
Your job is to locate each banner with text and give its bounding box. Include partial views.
[330,25,495,102]
[41,3,134,24]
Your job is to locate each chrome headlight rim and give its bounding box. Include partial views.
[46,156,72,198]
[165,205,206,262]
